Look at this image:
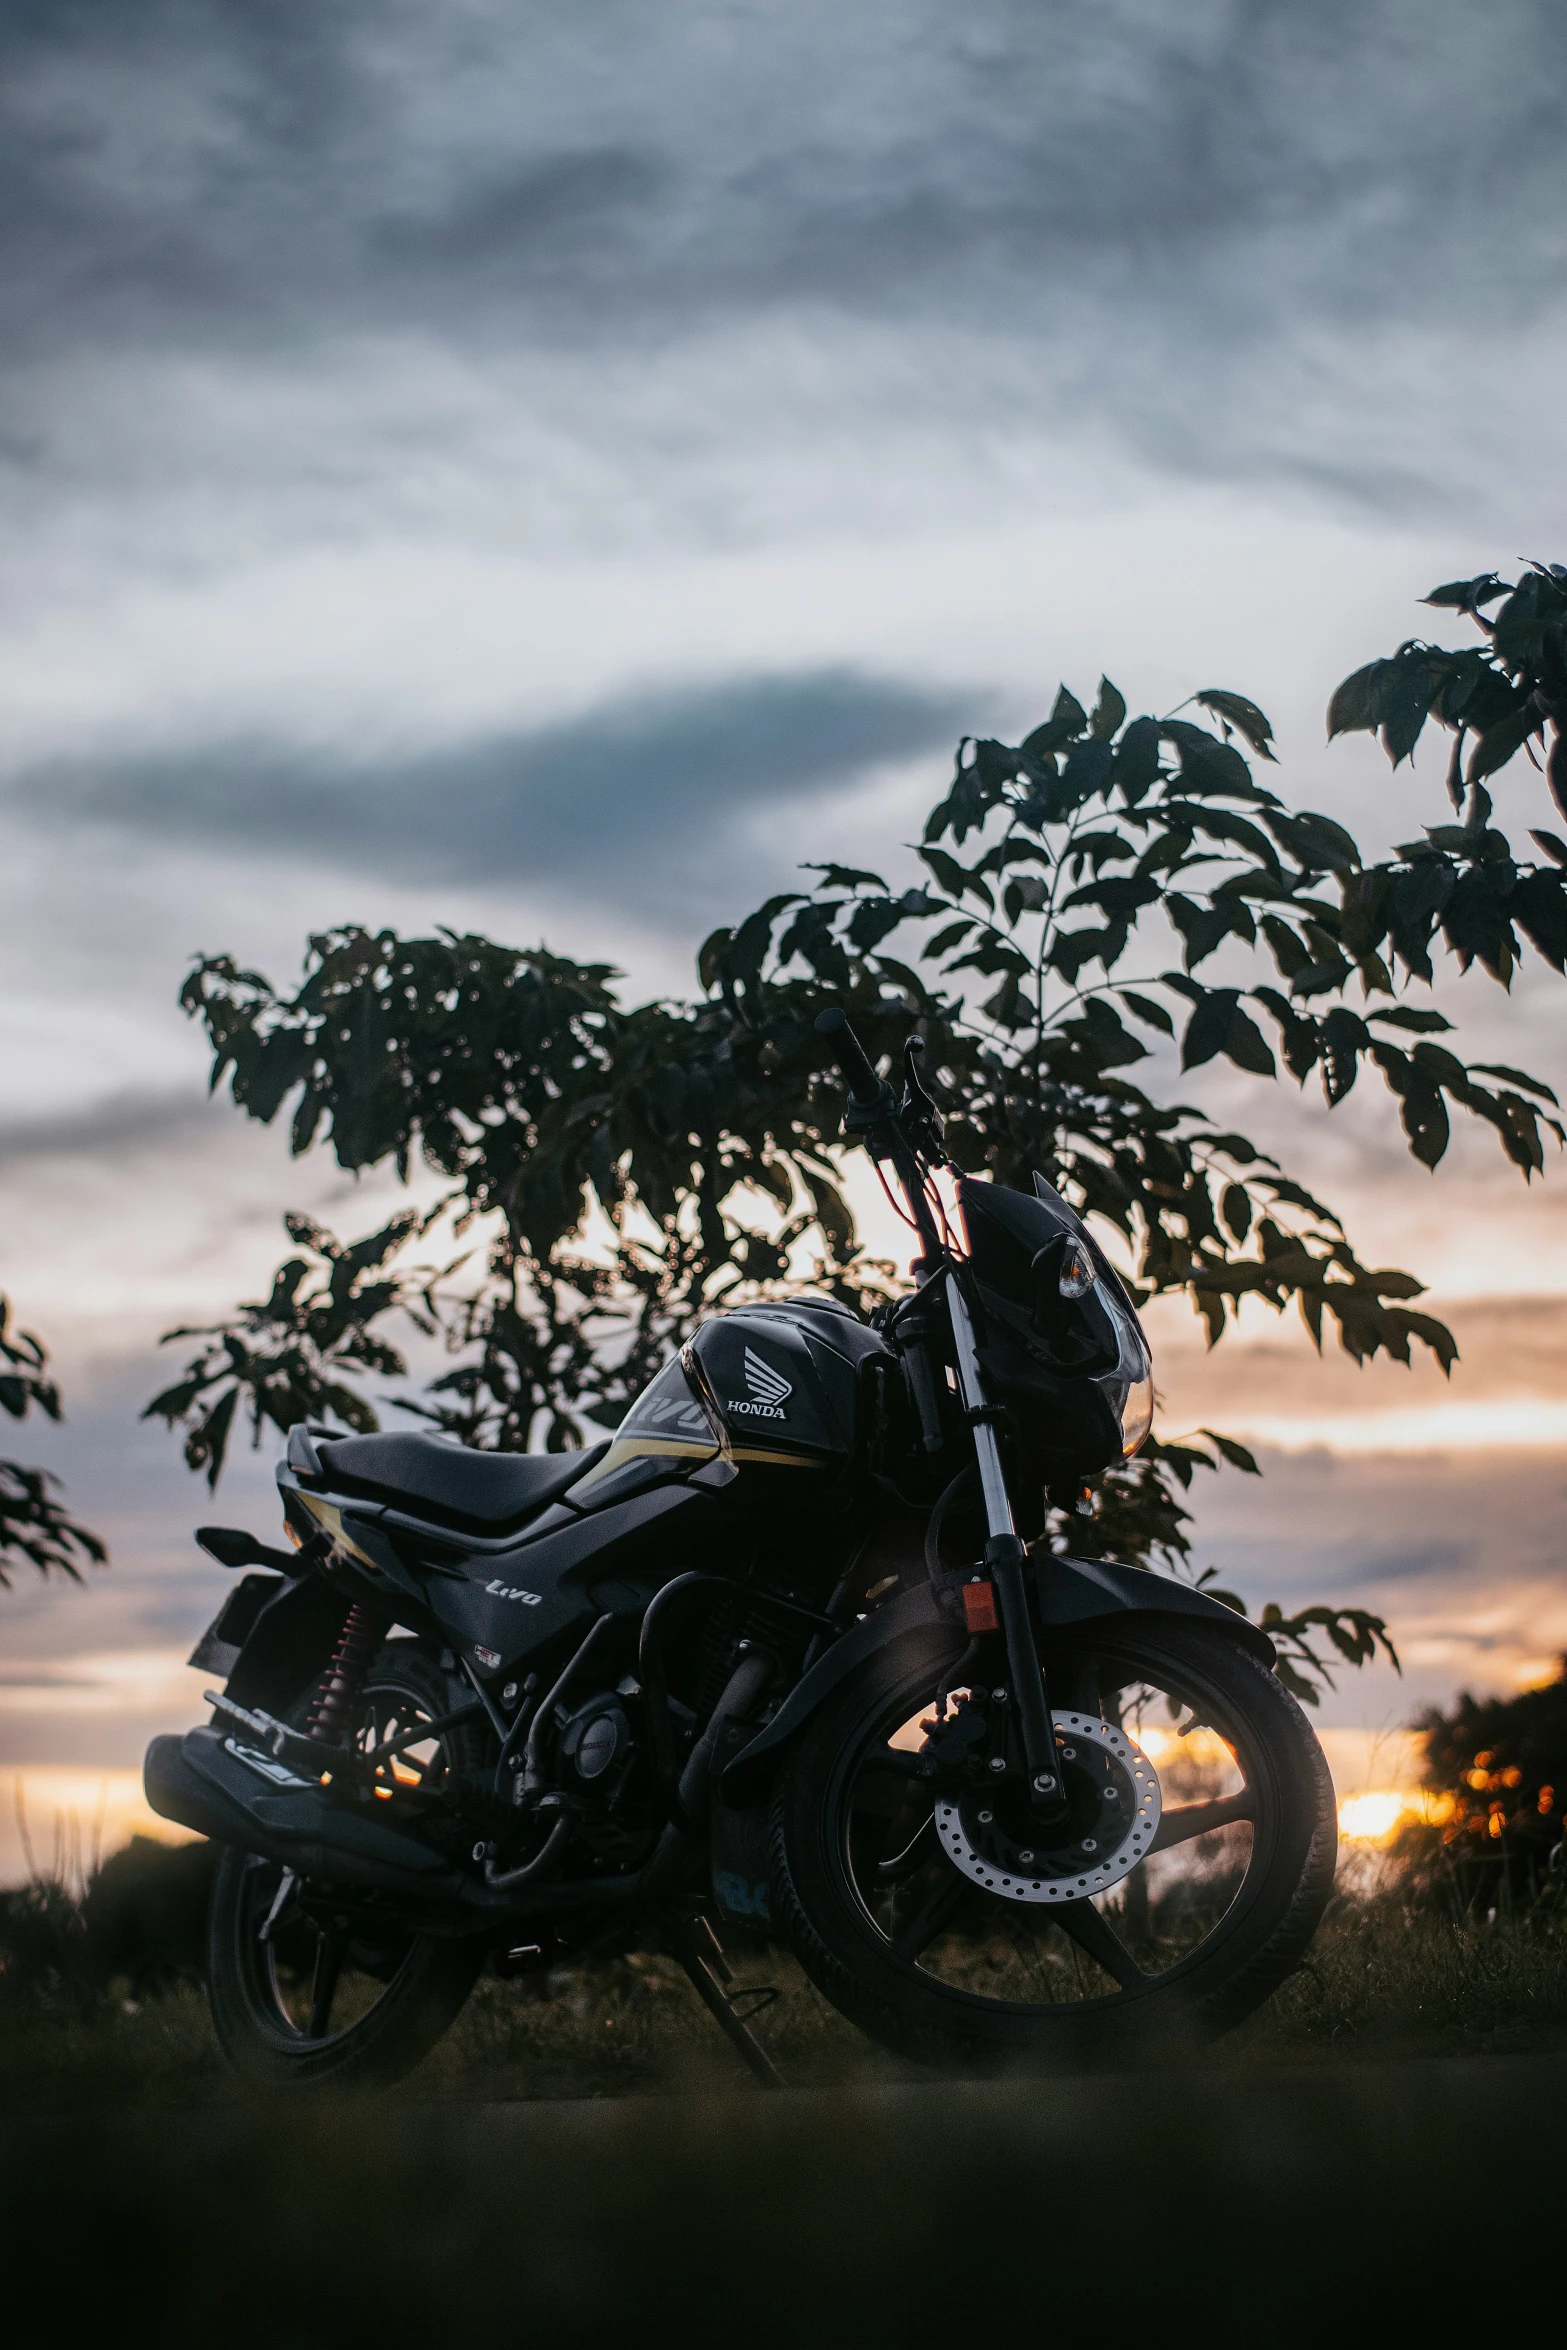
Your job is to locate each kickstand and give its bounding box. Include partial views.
[664,1909,784,2091]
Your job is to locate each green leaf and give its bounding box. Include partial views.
[1195,690,1277,761]
[846,898,908,950]
[1199,1427,1261,1474]
[1222,1008,1276,1078]
[1181,990,1240,1072]
[1058,739,1116,808]
[947,940,1030,980]
[1220,1183,1252,1241]
[1529,829,1567,868]
[1326,660,1386,739]
[1251,987,1320,1083]
[1002,874,1049,923]
[1382,648,1453,765]
[1021,686,1088,760]
[1167,895,1235,970]
[1467,702,1541,783]
[800,862,888,892]
[722,893,802,992]
[1421,574,1507,610]
[1320,1006,1369,1104]
[1089,677,1127,741]
[1162,722,1256,797]
[1469,1063,1560,1105]
[1061,875,1160,919]
[697,928,732,991]
[1112,717,1162,804]
[1048,926,1121,984]
[1259,916,1310,981]
[1275,810,1363,874]
[1366,1006,1453,1033]
[1117,989,1175,1036]
[917,846,994,912]
[1510,870,1567,971]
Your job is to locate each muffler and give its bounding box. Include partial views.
[145,1726,656,1921]
[144,1727,472,1902]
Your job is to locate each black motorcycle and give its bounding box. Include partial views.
[145,1010,1336,2087]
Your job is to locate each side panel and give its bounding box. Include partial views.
[423,1483,716,1668]
[564,1355,721,1512]
[291,1480,723,1679]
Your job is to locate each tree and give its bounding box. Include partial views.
[1405,1659,1567,1906]
[1,1297,107,1588]
[148,571,1567,1700]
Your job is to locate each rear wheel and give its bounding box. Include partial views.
[771,1621,1336,2068]
[206,1641,485,2090]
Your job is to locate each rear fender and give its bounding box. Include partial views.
[718,1554,1275,1804]
[222,1572,357,1713]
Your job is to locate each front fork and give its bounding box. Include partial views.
[944,1272,1068,1827]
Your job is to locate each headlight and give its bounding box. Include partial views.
[1118,1372,1154,1457]
[1093,1277,1153,1459]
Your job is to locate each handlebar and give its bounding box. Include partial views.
[815,1003,950,1310]
[813,1007,887,1110]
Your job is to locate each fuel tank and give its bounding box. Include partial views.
[565,1295,893,1517]
[691,1296,891,1504]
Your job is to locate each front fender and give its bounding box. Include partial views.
[718,1554,1275,1805]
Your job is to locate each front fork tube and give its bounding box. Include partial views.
[945,1273,1068,1826]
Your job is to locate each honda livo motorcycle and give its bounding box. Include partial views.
[146,1010,1335,2087]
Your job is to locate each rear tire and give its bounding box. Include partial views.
[771,1621,1337,2069]
[205,1641,485,2091]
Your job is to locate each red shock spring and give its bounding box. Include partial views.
[306,1602,385,1744]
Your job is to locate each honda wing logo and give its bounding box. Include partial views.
[727,1346,793,1420]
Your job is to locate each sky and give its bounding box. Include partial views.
[4,0,1567,1873]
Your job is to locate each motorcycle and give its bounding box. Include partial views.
[145,1008,1336,2087]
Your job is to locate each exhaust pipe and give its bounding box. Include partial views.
[145,1728,471,1901]
[144,1727,659,1921]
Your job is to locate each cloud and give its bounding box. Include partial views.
[9,667,970,908]
[4,3,1564,350]
[0,1088,216,1170]
[1,2,1565,518]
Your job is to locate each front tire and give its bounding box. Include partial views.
[771,1620,1336,2069]
[205,1641,485,2091]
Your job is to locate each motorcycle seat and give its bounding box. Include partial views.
[315,1431,608,1532]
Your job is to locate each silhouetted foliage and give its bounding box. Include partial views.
[0,1295,106,1587]
[0,1876,94,2010]
[83,1836,219,1997]
[1332,559,1567,833]
[150,576,1566,1694]
[1409,1658,1567,1905]
[0,1837,218,2010]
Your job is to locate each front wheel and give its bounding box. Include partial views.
[771,1620,1337,2069]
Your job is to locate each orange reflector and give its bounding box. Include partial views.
[962,1579,999,1633]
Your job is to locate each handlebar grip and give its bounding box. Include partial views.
[814,1007,883,1107]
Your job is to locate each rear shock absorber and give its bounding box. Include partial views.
[306,1602,386,1745]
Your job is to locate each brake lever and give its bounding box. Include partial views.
[897,1035,947,1164]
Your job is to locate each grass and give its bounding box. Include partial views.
[5,1859,1567,2110]
[4,1855,1566,2339]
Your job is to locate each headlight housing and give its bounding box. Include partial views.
[955,1173,1156,1477]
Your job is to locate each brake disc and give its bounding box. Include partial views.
[933,1709,1161,1905]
